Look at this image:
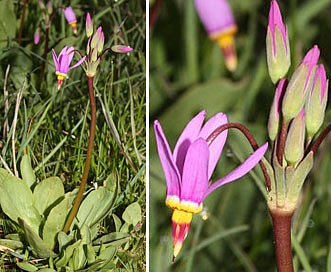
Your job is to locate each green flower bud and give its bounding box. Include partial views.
[284,110,305,166]
[305,64,328,139]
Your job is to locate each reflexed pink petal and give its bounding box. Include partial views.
[69,56,86,70]
[51,49,59,69]
[205,142,268,197]
[59,54,69,74]
[66,46,75,64]
[198,112,228,179]
[64,7,76,24]
[59,46,69,57]
[194,0,235,35]
[173,110,206,174]
[181,138,209,204]
[154,121,181,198]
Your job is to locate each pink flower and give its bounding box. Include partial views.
[64,7,77,34]
[111,45,133,53]
[34,28,40,45]
[52,46,86,89]
[154,110,268,258]
[194,0,237,71]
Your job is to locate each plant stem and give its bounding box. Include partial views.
[276,119,289,166]
[18,0,29,45]
[63,76,96,233]
[38,25,50,91]
[270,209,294,272]
[206,122,271,191]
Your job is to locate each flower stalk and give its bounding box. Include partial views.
[270,210,294,272]
[63,75,96,233]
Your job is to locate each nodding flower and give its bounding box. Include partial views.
[194,0,238,71]
[154,110,268,258]
[64,7,77,34]
[52,46,86,89]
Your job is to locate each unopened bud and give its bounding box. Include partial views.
[266,0,290,83]
[268,78,287,141]
[282,45,320,121]
[284,110,305,166]
[305,64,328,138]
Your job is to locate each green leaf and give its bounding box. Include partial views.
[18,218,56,259]
[0,168,11,181]
[71,243,87,271]
[93,232,130,247]
[76,174,118,231]
[55,240,81,269]
[0,175,41,234]
[0,238,23,250]
[20,154,36,188]
[0,0,16,49]
[42,193,71,249]
[112,214,122,232]
[33,177,65,215]
[97,244,116,261]
[16,262,38,272]
[122,202,141,226]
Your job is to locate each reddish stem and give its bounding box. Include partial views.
[149,0,164,30]
[18,0,29,45]
[206,122,271,191]
[308,123,331,154]
[270,210,294,272]
[276,119,290,166]
[63,76,96,232]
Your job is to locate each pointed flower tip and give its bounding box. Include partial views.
[269,0,286,36]
[86,12,93,37]
[111,45,133,53]
[34,28,40,45]
[303,45,320,66]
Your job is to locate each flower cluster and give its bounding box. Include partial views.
[265,1,329,212]
[84,13,133,77]
[154,110,268,258]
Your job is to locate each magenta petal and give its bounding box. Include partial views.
[154,121,181,198]
[59,46,68,57]
[173,110,206,175]
[198,112,228,179]
[194,0,235,35]
[52,49,59,69]
[66,46,75,64]
[69,56,86,70]
[59,54,69,74]
[269,0,286,39]
[181,138,209,204]
[205,142,268,197]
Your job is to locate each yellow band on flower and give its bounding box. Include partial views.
[172,209,193,224]
[166,196,203,214]
[210,26,238,72]
[55,72,67,81]
[69,21,77,34]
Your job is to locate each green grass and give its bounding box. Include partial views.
[0,0,145,270]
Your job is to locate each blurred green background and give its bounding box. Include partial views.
[149,0,331,271]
